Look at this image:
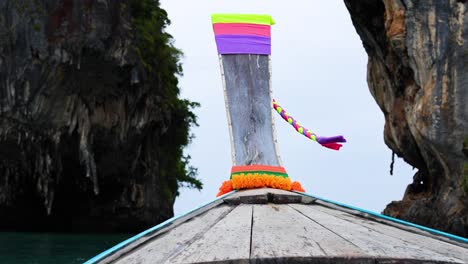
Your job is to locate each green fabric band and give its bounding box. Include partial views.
[211,14,275,25]
[230,171,289,179]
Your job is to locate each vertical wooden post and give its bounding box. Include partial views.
[212,14,303,195]
[219,54,281,166]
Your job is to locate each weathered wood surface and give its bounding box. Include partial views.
[221,54,280,166]
[99,190,468,264]
[113,205,235,264]
[250,203,364,259]
[168,204,252,264]
[99,194,230,264]
[224,188,315,205]
[290,204,466,263]
[313,198,468,249]
[308,204,468,263]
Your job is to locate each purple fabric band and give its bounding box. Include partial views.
[215,35,271,55]
[316,136,347,144]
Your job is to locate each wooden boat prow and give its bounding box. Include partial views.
[87,188,468,264]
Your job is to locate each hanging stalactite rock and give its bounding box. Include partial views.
[0,0,200,232]
[344,0,468,236]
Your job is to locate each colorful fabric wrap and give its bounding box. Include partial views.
[212,14,274,55]
[272,99,347,151]
[216,165,305,197]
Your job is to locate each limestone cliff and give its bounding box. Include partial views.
[0,0,201,232]
[344,0,467,236]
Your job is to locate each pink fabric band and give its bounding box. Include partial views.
[213,23,271,37]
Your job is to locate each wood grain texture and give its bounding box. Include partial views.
[312,198,468,249]
[268,56,284,167]
[113,205,234,264]
[219,55,236,163]
[308,204,468,263]
[168,204,253,264]
[250,204,363,259]
[289,204,465,263]
[224,188,315,205]
[248,257,455,264]
[99,193,232,264]
[100,201,467,264]
[221,54,280,166]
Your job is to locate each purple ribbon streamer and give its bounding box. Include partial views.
[215,34,271,55]
[316,136,347,144]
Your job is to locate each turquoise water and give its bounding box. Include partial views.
[0,232,131,264]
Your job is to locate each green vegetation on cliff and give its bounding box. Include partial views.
[130,0,202,193]
[0,0,201,232]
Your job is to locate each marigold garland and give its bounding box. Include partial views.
[216,165,306,196]
[291,181,305,192]
[216,180,233,197]
[231,173,292,190]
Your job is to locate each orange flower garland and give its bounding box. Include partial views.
[291,181,305,192]
[231,173,292,190]
[216,180,233,197]
[216,165,305,196]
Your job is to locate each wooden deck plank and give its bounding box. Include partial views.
[311,198,468,249]
[224,188,314,205]
[308,204,468,263]
[250,204,363,259]
[168,204,253,264]
[113,205,234,264]
[99,193,232,264]
[290,204,465,263]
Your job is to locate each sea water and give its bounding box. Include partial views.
[0,232,130,264]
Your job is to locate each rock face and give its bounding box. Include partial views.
[344,0,468,236]
[0,0,200,232]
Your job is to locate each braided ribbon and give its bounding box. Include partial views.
[273,99,346,150]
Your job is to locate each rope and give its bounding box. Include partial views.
[272,99,346,150]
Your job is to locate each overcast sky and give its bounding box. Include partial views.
[159,0,414,215]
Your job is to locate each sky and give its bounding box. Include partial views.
[159,0,415,215]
